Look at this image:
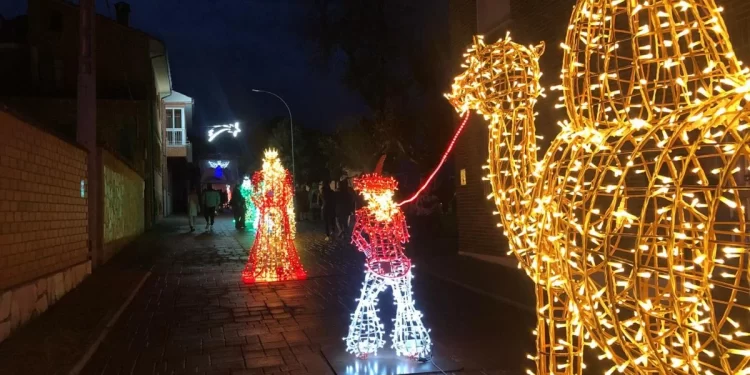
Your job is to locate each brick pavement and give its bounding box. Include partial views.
[0,214,538,374]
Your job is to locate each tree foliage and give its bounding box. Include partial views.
[303,0,455,172]
[317,116,381,177]
[241,117,328,185]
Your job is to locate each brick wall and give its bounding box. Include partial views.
[0,109,88,290]
[102,150,144,263]
[0,107,91,343]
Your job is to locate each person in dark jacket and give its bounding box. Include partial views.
[229,186,246,229]
[335,178,355,238]
[309,182,323,221]
[297,184,310,221]
[321,180,337,240]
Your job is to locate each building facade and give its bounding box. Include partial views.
[0,0,173,229]
[0,0,177,343]
[163,91,194,215]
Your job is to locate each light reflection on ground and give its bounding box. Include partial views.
[323,346,461,375]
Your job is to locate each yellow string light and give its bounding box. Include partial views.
[447,1,750,374]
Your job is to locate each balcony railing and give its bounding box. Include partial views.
[167,130,186,146]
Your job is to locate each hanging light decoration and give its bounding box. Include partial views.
[344,156,432,360]
[242,149,306,283]
[208,122,241,142]
[446,0,750,374]
[208,161,230,168]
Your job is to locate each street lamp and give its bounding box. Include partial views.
[252,89,295,186]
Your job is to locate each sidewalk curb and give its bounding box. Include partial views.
[68,270,153,375]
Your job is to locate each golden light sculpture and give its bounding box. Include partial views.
[448,33,587,375]
[447,1,750,374]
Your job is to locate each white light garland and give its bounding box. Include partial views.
[208,160,230,168]
[345,270,432,359]
[208,122,241,142]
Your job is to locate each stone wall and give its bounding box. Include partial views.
[102,150,144,263]
[0,108,91,343]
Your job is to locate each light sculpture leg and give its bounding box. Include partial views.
[535,284,584,375]
[390,270,432,359]
[345,270,389,358]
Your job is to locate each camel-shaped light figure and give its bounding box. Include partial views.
[447,0,750,374]
[344,156,432,360]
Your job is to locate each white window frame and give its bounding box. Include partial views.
[166,107,186,146]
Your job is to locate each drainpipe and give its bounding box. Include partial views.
[149,100,155,228]
[77,0,103,266]
[150,51,172,224]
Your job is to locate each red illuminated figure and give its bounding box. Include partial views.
[344,156,431,360]
[242,149,306,283]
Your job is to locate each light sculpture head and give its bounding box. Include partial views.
[261,148,284,183]
[446,33,545,116]
[353,156,398,222]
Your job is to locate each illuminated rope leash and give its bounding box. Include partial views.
[398,112,470,206]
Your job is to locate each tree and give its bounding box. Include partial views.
[303,0,455,171]
[318,116,381,176]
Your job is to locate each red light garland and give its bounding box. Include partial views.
[350,178,411,279]
[242,150,306,283]
[399,112,470,206]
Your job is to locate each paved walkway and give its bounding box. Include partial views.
[0,215,536,375]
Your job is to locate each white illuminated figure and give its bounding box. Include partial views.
[208,160,230,169]
[344,157,431,360]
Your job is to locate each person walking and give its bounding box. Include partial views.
[309,182,322,221]
[187,187,200,232]
[297,184,310,221]
[230,186,246,229]
[336,178,355,238]
[321,180,337,240]
[202,184,221,230]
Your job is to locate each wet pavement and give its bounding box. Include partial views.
[0,215,536,375]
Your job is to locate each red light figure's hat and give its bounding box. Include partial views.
[353,155,398,193]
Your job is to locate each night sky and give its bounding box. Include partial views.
[1,0,369,133]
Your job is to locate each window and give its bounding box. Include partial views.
[166,108,185,146]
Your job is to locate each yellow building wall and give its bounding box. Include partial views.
[102,150,144,262]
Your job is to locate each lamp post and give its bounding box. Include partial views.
[252,89,295,185]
